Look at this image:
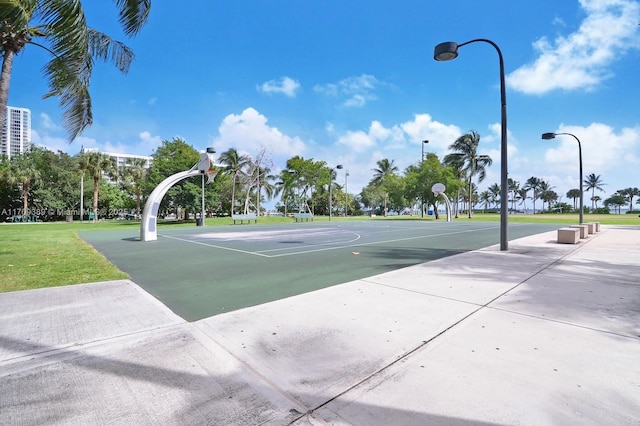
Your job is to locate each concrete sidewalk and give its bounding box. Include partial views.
[1,226,639,425]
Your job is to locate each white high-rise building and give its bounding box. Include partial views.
[1,106,31,159]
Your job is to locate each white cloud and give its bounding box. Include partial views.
[257,76,301,97]
[314,74,383,108]
[507,0,640,94]
[40,113,60,131]
[213,107,306,159]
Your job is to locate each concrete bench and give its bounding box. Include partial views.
[557,227,581,244]
[294,213,313,222]
[569,224,589,239]
[231,213,257,224]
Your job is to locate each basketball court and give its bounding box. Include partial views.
[80,220,561,321]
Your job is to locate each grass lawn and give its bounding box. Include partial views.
[1,213,637,293]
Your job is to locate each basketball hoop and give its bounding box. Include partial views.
[205,169,218,184]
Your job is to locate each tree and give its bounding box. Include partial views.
[119,157,148,218]
[524,177,543,214]
[147,138,200,219]
[516,188,528,212]
[584,173,606,210]
[369,158,399,216]
[507,178,520,212]
[85,152,115,221]
[2,152,41,218]
[218,148,250,215]
[443,131,492,218]
[404,153,459,218]
[0,1,151,141]
[566,189,581,212]
[604,193,626,214]
[538,180,555,212]
[619,187,640,212]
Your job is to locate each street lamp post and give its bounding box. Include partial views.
[344,169,349,217]
[421,139,429,217]
[329,164,343,221]
[434,39,509,251]
[542,132,583,224]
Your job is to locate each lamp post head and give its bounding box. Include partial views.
[434,42,459,61]
[541,132,556,140]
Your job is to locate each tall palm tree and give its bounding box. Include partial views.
[517,188,528,212]
[3,153,40,217]
[218,148,250,215]
[371,159,398,217]
[523,176,542,214]
[85,152,115,221]
[0,1,151,141]
[371,158,398,186]
[488,183,501,209]
[443,131,492,218]
[583,173,605,210]
[507,178,520,212]
[121,157,148,218]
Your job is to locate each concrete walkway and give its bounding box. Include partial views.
[1,226,638,425]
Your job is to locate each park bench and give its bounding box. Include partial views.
[293,213,313,222]
[231,213,257,224]
[557,227,581,244]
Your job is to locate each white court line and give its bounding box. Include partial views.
[159,225,498,258]
[159,234,271,257]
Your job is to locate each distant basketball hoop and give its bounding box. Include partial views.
[431,183,452,222]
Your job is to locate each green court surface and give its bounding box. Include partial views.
[80,221,561,321]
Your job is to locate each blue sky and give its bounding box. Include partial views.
[9,0,640,209]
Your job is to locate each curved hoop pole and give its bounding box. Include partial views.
[140,169,202,241]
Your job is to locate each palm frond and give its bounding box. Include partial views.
[88,28,133,73]
[114,0,151,36]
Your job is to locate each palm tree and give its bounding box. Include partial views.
[0,1,151,141]
[523,176,542,214]
[2,153,41,217]
[85,152,115,222]
[538,180,554,212]
[583,173,606,210]
[371,158,398,216]
[371,158,398,186]
[488,183,501,209]
[620,187,640,212]
[443,131,492,218]
[479,190,491,212]
[219,148,250,215]
[566,189,581,212]
[507,178,520,212]
[516,188,528,212]
[121,157,148,219]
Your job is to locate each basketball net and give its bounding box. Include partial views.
[206,169,218,184]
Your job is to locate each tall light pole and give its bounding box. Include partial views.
[344,169,349,217]
[434,39,509,251]
[542,132,583,224]
[421,139,429,217]
[329,164,343,221]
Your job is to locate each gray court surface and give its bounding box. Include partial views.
[1,225,638,425]
[80,220,562,320]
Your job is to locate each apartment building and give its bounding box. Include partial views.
[1,106,31,159]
